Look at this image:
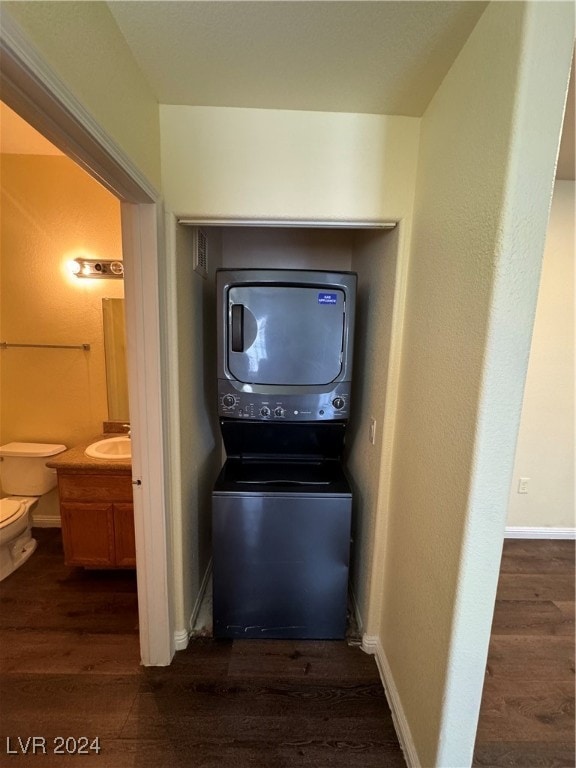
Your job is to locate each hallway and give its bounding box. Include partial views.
[474,539,575,766]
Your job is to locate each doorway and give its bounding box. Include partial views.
[0,104,126,460]
[0,27,172,665]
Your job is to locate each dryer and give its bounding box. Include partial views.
[216,268,356,422]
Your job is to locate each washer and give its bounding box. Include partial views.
[212,458,352,639]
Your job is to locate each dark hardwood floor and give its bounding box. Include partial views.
[0,528,403,767]
[1,531,573,767]
[473,539,575,768]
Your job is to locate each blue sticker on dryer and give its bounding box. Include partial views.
[318,293,338,305]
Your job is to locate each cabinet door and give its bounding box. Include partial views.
[113,503,136,567]
[61,502,115,567]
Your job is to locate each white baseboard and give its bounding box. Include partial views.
[32,515,61,528]
[362,634,419,768]
[173,628,189,651]
[505,526,576,540]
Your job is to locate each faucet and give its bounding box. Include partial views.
[122,424,131,438]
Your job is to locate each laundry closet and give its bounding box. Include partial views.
[172,221,402,637]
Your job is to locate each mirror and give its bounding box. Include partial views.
[102,298,130,422]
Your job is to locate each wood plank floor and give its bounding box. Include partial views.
[1,531,573,767]
[0,529,403,767]
[473,539,575,768]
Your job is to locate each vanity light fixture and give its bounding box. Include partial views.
[72,258,124,279]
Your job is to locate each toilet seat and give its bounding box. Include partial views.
[0,499,26,529]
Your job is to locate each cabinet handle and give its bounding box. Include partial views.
[132,479,142,486]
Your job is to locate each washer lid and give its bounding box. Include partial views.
[0,499,24,527]
[0,442,67,458]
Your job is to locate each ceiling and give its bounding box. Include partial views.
[1,2,573,178]
[106,0,488,116]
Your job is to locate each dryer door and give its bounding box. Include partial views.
[226,285,346,385]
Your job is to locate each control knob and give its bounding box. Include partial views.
[274,407,284,418]
[222,395,235,408]
[260,406,271,417]
[332,397,345,410]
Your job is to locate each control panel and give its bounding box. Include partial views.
[218,382,351,421]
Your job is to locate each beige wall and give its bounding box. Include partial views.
[0,155,123,517]
[376,3,574,766]
[346,226,402,627]
[507,181,575,530]
[166,222,223,638]
[3,1,161,190]
[160,105,419,222]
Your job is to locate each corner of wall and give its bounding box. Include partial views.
[362,634,422,768]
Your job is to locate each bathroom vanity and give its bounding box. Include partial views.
[47,438,135,569]
[57,470,134,567]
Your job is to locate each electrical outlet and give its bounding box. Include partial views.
[518,477,530,494]
[369,418,377,445]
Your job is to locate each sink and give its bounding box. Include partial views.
[85,436,131,460]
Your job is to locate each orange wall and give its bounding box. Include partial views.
[0,155,123,456]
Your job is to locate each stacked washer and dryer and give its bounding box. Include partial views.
[212,269,357,639]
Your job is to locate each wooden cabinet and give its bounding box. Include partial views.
[57,471,135,568]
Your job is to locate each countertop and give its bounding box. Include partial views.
[46,435,132,472]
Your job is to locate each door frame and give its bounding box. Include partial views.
[0,14,173,665]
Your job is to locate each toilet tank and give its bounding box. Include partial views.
[0,442,67,496]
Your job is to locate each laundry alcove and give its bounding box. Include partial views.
[169,220,403,643]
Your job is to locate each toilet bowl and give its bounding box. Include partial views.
[0,442,67,582]
[0,496,39,581]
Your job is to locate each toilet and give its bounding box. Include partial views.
[0,442,67,581]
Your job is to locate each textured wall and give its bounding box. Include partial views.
[0,155,123,518]
[3,1,161,190]
[346,227,401,627]
[507,181,575,529]
[167,222,223,637]
[378,2,574,766]
[160,106,419,222]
